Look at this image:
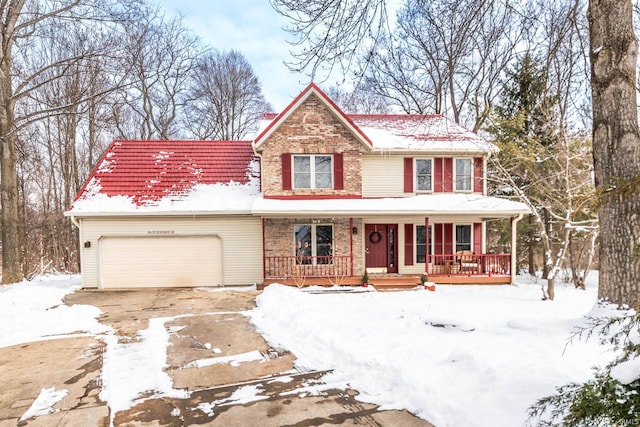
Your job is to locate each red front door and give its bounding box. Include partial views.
[365,224,398,273]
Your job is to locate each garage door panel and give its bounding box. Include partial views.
[99,236,222,288]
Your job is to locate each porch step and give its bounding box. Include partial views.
[367,275,422,290]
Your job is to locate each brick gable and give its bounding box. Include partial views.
[257,94,366,198]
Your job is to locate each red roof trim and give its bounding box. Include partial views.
[253,83,373,149]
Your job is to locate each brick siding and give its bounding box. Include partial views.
[264,217,364,278]
[258,94,366,197]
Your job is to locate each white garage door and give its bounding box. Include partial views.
[99,236,222,288]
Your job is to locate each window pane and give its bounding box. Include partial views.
[455,225,472,252]
[416,225,431,263]
[315,156,332,172]
[316,225,333,259]
[455,159,472,191]
[417,175,431,191]
[416,159,432,191]
[416,159,431,175]
[315,156,333,188]
[293,156,311,188]
[295,225,312,257]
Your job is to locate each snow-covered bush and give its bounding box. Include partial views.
[528,304,640,426]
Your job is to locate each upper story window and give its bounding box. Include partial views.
[455,158,473,191]
[293,155,333,189]
[415,159,433,192]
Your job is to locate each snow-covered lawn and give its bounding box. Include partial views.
[0,273,619,426]
[249,275,616,427]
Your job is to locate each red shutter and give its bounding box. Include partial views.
[334,153,344,190]
[474,157,483,193]
[404,158,413,193]
[282,153,291,190]
[434,223,443,254]
[474,223,483,254]
[444,158,453,192]
[434,158,443,192]
[443,223,453,254]
[404,224,414,265]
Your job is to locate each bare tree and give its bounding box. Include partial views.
[111,4,199,140]
[0,0,116,283]
[322,81,391,114]
[589,0,640,307]
[364,0,522,131]
[270,0,389,81]
[183,50,270,140]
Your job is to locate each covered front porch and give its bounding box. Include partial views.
[254,194,529,288]
[262,253,513,288]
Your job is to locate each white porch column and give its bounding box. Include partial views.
[510,214,524,284]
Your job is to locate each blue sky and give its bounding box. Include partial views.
[158,0,312,111]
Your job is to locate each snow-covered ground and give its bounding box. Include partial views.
[249,274,621,427]
[0,273,623,426]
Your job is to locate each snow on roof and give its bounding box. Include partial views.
[253,194,529,217]
[350,114,495,152]
[68,140,260,214]
[257,113,496,154]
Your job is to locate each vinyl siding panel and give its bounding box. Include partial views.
[77,216,263,288]
[362,156,405,197]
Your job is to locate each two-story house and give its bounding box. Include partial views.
[66,84,529,289]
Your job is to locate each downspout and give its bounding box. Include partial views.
[510,213,524,285]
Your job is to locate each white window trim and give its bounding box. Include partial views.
[414,158,434,193]
[292,154,334,189]
[454,158,473,192]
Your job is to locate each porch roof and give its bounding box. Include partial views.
[252,194,530,218]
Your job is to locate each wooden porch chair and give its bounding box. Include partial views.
[457,250,481,274]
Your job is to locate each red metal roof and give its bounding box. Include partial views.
[75,140,258,206]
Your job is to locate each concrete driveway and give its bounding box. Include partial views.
[0,288,433,426]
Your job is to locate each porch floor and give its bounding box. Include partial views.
[260,274,511,290]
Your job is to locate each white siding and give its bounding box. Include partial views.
[77,216,263,288]
[362,155,405,197]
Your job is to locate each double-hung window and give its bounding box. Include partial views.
[416,225,432,263]
[294,224,333,264]
[415,159,433,192]
[455,225,472,252]
[455,158,472,191]
[293,155,333,189]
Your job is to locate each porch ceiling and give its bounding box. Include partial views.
[252,194,530,218]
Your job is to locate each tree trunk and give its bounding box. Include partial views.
[589,0,640,307]
[542,208,551,279]
[0,57,22,284]
[528,214,536,276]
